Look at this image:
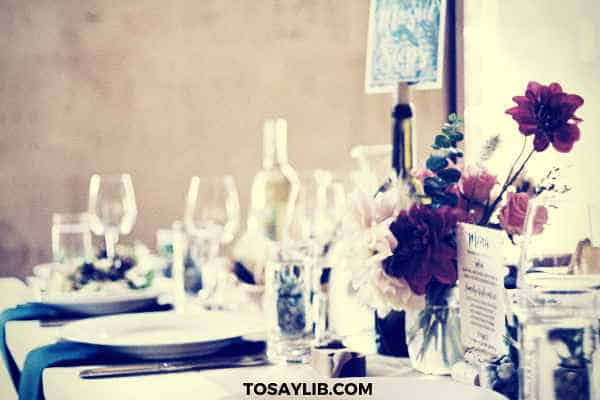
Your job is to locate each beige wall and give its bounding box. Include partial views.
[0,0,450,277]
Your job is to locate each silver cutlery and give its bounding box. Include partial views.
[39,318,84,328]
[79,354,269,379]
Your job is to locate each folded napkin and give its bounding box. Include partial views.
[0,300,171,399]
[19,338,265,400]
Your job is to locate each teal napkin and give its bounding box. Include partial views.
[19,339,265,400]
[0,303,84,389]
[1,301,170,398]
[2,302,265,400]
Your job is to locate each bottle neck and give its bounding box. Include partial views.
[392,103,414,179]
[262,118,288,169]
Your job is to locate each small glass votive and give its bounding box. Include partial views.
[51,212,93,265]
[265,244,313,364]
[515,287,599,400]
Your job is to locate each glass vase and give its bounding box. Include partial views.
[374,310,409,357]
[406,288,463,375]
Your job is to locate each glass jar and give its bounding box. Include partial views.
[265,245,313,363]
[515,288,599,400]
[405,286,463,375]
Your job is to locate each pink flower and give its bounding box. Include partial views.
[348,188,397,230]
[460,166,498,203]
[505,81,584,153]
[370,268,425,313]
[498,192,548,235]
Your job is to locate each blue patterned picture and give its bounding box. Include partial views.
[365,0,446,93]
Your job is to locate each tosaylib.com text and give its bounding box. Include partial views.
[242,381,373,397]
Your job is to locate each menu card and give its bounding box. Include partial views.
[457,223,507,357]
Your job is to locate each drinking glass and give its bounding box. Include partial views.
[184,175,240,308]
[350,144,395,195]
[88,174,137,260]
[518,197,600,283]
[515,195,600,400]
[285,170,347,343]
[265,244,313,364]
[515,287,598,400]
[51,212,93,265]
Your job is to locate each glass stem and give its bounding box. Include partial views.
[104,228,119,260]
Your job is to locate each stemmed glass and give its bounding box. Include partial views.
[350,144,394,195]
[184,175,240,308]
[88,174,138,260]
[284,170,347,342]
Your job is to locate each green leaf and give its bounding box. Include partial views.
[449,132,465,147]
[435,135,451,148]
[426,155,448,172]
[448,113,458,122]
[437,168,461,183]
[424,177,449,197]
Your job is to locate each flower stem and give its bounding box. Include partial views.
[503,136,528,188]
[480,148,535,225]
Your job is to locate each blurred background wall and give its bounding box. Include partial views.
[463,0,599,199]
[0,0,454,277]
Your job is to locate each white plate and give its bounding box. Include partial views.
[60,311,262,359]
[40,289,164,315]
[525,273,600,290]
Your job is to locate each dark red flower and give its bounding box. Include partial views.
[505,81,583,153]
[383,204,460,295]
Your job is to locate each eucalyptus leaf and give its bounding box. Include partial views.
[426,156,448,172]
[424,176,448,192]
[435,135,451,148]
[437,168,461,183]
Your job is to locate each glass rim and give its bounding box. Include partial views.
[52,212,90,225]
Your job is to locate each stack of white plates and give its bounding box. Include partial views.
[60,311,263,359]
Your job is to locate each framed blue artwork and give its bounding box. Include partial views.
[365,0,446,93]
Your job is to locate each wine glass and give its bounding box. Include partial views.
[51,212,93,266]
[518,196,600,283]
[184,175,240,308]
[285,170,346,251]
[88,173,138,260]
[350,144,395,195]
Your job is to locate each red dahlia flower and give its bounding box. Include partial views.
[383,204,462,295]
[505,81,583,153]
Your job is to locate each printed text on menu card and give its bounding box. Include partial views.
[457,223,506,357]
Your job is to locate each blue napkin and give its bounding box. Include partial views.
[18,338,266,400]
[0,301,170,398]
[2,302,265,400]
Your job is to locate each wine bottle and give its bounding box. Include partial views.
[248,118,299,241]
[392,83,424,197]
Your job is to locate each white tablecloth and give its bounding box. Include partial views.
[0,278,503,400]
[2,319,505,400]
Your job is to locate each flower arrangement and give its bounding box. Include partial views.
[346,81,584,317]
[343,82,584,376]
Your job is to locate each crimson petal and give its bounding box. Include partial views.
[533,133,550,152]
[549,82,563,94]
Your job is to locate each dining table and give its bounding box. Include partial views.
[0,278,504,400]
